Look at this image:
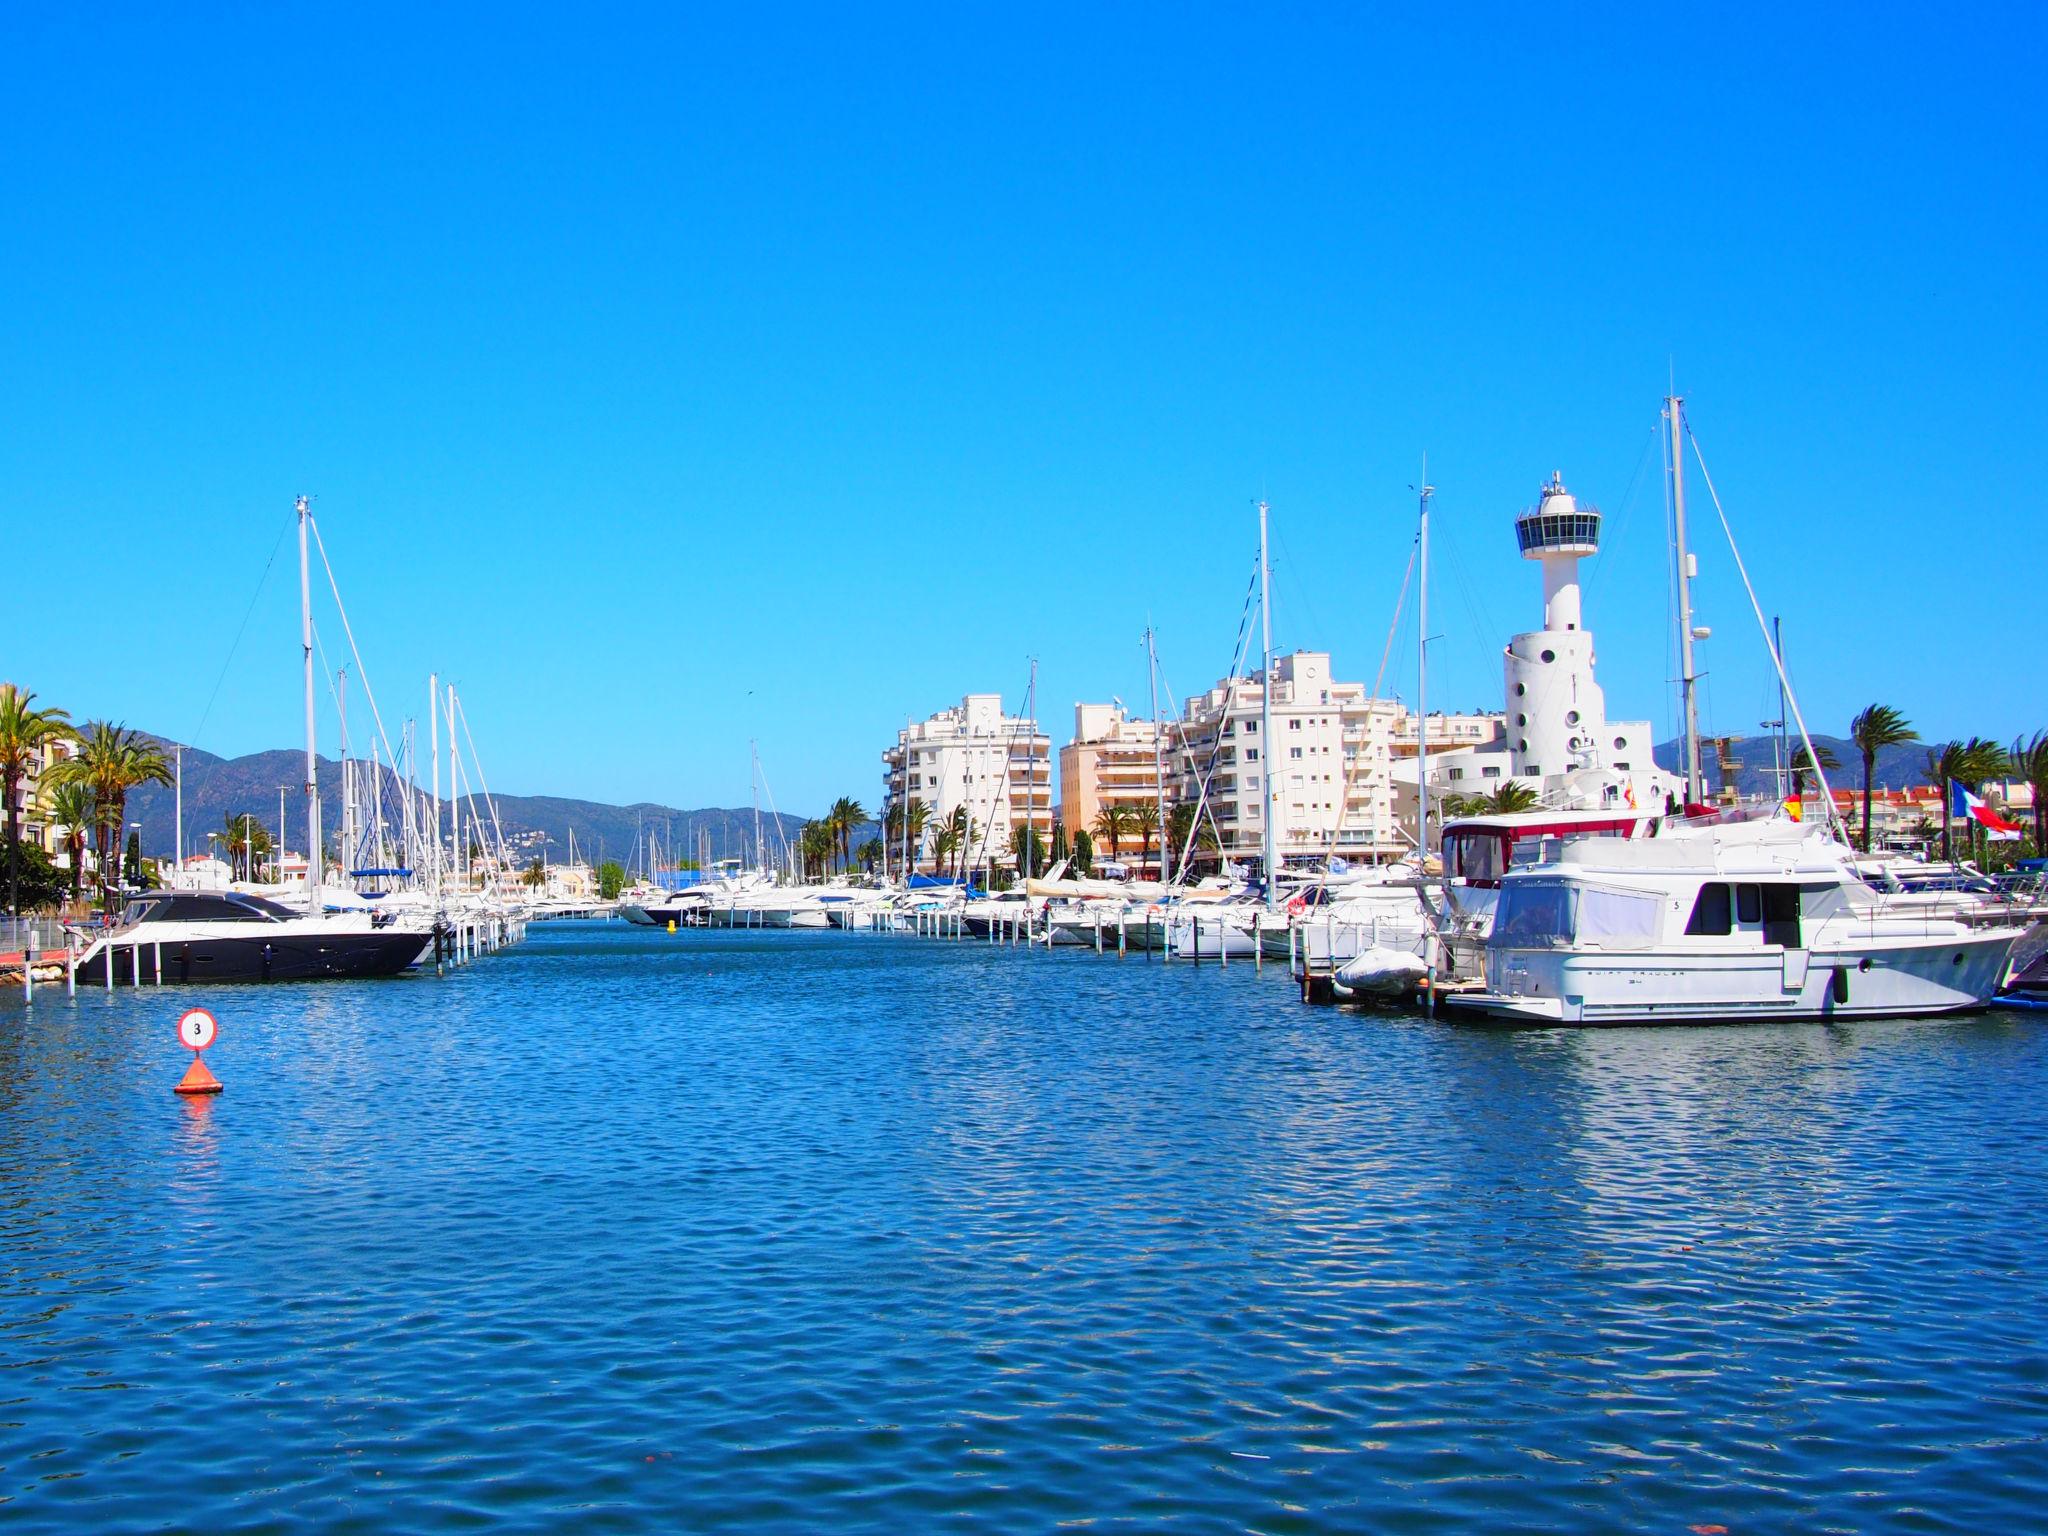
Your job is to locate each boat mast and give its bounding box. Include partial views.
[338,666,350,887]
[173,744,183,876]
[447,683,461,892]
[1665,393,1704,805]
[1416,469,1433,857]
[429,673,442,900]
[298,495,322,912]
[1257,500,1277,909]
[1025,656,1038,881]
[751,739,764,874]
[1147,626,1167,882]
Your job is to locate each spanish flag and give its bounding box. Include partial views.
[1782,795,1803,822]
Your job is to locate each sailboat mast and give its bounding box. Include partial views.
[1666,393,1704,805]
[338,667,350,886]
[298,495,322,912]
[1147,627,1167,881]
[1416,468,1434,857]
[1257,500,1277,909]
[429,674,442,900]
[751,740,764,873]
[447,684,461,891]
[1025,656,1038,881]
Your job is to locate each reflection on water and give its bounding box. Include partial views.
[1,926,2045,1532]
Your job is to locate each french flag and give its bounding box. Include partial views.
[1951,781,2023,840]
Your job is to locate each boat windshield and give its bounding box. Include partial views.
[1494,878,1662,948]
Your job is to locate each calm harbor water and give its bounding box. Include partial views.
[3,923,2045,1532]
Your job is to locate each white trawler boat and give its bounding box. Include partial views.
[1446,814,2032,1023]
[1440,398,2040,1022]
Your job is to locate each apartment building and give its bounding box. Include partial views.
[1058,703,1168,876]
[1169,650,1405,870]
[6,733,80,858]
[881,693,1053,877]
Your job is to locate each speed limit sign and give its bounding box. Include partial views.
[177,1008,218,1052]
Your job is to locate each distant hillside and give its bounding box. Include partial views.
[124,738,810,869]
[1654,733,1939,797]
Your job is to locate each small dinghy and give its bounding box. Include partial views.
[1332,945,1429,999]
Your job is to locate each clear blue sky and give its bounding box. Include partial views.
[5,5,2041,812]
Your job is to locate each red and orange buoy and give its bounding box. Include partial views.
[175,1007,223,1096]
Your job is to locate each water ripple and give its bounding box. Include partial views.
[2,926,2045,1530]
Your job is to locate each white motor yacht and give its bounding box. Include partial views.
[1446,815,2036,1024]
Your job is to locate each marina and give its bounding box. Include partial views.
[7,8,2048,1528]
[7,923,2048,1531]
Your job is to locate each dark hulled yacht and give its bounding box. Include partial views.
[75,890,430,985]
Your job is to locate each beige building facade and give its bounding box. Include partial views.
[1057,703,1168,873]
[882,693,1053,877]
[1170,650,1405,870]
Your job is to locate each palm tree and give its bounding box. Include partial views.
[219,812,273,880]
[39,780,94,904]
[826,796,866,874]
[1479,782,1540,815]
[49,723,171,910]
[1009,823,1047,877]
[0,684,75,915]
[1165,802,1218,879]
[855,837,883,872]
[1129,801,1161,877]
[1849,705,1917,852]
[2013,731,2048,854]
[1789,741,1840,800]
[1925,737,2011,863]
[797,820,833,880]
[521,857,547,889]
[939,805,973,882]
[1090,803,1130,863]
[903,798,930,873]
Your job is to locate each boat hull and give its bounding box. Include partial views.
[1454,930,2023,1024]
[77,928,429,986]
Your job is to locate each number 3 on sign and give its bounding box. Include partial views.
[177,1008,218,1052]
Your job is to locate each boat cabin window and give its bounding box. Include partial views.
[1446,831,1507,885]
[1494,879,1575,944]
[1683,883,1801,946]
[1685,884,1732,936]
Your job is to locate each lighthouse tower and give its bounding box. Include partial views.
[1502,473,1622,781]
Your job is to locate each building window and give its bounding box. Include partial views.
[1290,747,1303,759]
[1515,683,1526,697]
[1566,709,1580,725]
[1515,714,1526,727]
[1613,736,1627,750]
[1482,765,1501,778]
[1449,767,1464,781]
[1539,649,1556,663]
[1247,747,1259,762]
[1245,720,1258,733]
[1526,765,1541,776]
[1289,719,1301,731]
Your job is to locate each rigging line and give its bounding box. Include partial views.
[1313,531,1423,891]
[1270,514,1329,659]
[1684,423,1852,846]
[1580,423,1659,603]
[453,694,511,875]
[308,515,404,782]
[187,514,293,750]
[1168,553,1263,890]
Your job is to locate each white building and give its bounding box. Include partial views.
[1170,651,1405,870]
[882,693,1053,877]
[1397,472,1680,824]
